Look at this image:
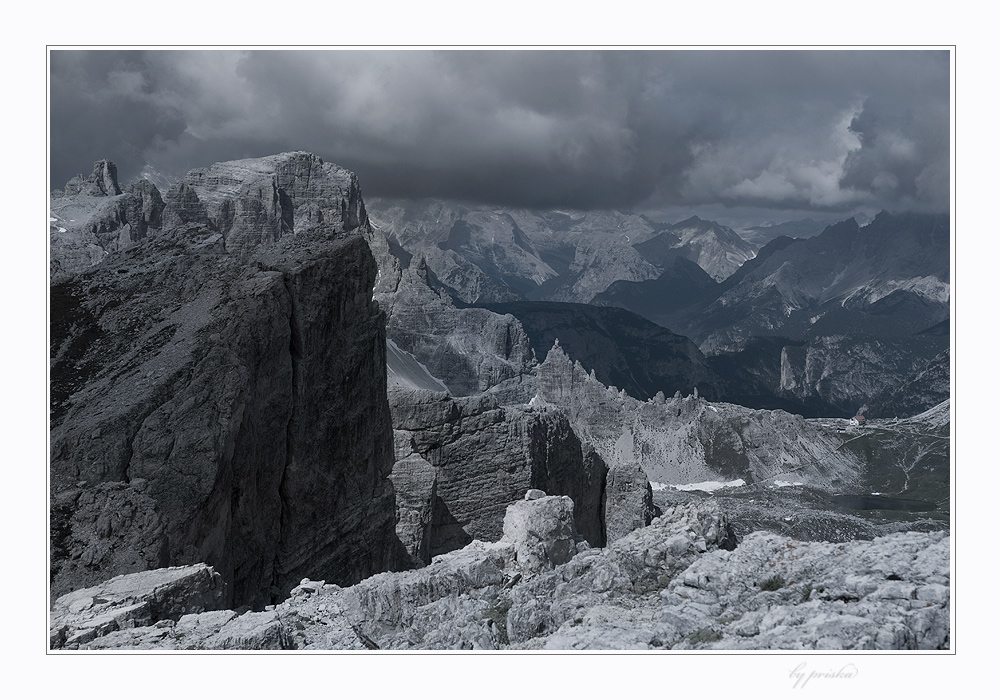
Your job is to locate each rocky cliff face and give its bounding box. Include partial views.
[778,334,948,416]
[51,496,948,651]
[371,244,535,397]
[51,154,397,608]
[166,152,366,254]
[388,388,607,561]
[535,342,864,489]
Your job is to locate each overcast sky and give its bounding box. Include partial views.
[49,49,950,221]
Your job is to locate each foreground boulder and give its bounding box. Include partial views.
[53,497,945,651]
[502,492,581,577]
[50,564,225,649]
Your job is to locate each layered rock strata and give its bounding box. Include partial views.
[388,388,607,563]
[51,154,396,608]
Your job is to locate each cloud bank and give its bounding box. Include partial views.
[49,49,950,214]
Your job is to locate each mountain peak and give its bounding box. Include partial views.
[675,215,704,226]
[62,159,122,197]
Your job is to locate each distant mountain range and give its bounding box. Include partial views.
[738,216,846,247]
[366,199,759,304]
[595,211,950,416]
[637,215,757,282]
[364,196,949,418]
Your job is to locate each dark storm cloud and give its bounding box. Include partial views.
[49,49,950,213]
[50,51,189,185]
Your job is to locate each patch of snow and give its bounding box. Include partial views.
[671,478,746,493]
[58,227,67,233]
[527,393,549,408]
[708,406,719,413]
[773,480,804,488]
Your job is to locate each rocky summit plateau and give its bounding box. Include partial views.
[49,152,951,651]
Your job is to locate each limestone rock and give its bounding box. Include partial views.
[50,482,168,599]
[366,198,665,305]
[50,564,225,649]
[207,610,292,650]
[62,159,122,197]
[501,494,579,576]
[160,182,210,230]
[51,153,397,609]
[536,340,864,489]
[505,501,735,644]
[376,256,534,396]
[50,161,168,280]
[603,462,658,543]
[388,388,606,561]
[658,529,950,650]
[55,504,948,651]
[164,152,367,256]
[390,434,437,567]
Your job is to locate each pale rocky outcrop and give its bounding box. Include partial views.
[50,564,225,649]
[389,440,437,568]
[51,153,397,609]
[505,501,736,645]
[52,497,949,651]
[502,494,580,577]
[165,152,366,255]
[62,159,122,197]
